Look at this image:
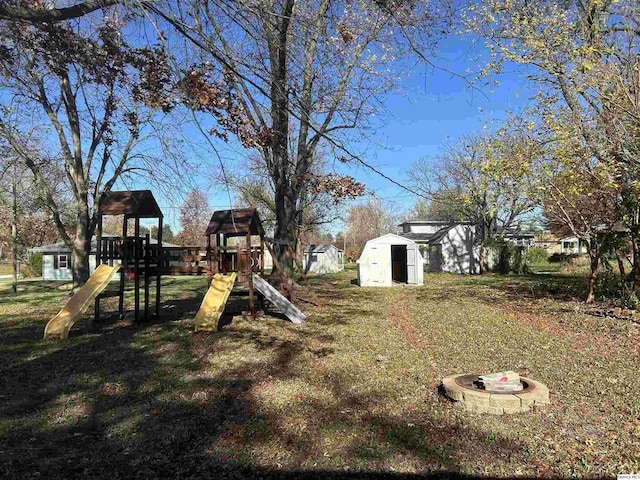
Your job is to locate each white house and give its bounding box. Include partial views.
[503,228,536,248]
[356,234,424,287]
[397,219,455,244]
[424,224,480,274]
[559,236,588,255]
[398,219,479,274]
[302,244,344,275]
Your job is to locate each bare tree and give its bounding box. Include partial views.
[345,197,394,259]
[0,17,175,286]
[175,189,211,246]
[161,0,449,273]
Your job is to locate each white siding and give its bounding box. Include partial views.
[43,254,99,281]
[439,225,479,274]
[405,224,446,234]
[303,245,344,274]
[560,236,587,255]
[43,254,71,281]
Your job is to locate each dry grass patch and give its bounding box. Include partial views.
[0,271,638,478]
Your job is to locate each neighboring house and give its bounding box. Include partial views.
[534,231,562,254]
[397,218,456,246]
[559,236,588,255]
[357,233,424,287]
[30,235,184,281]
[424,224,480,274]
[302,244,344,275]
[503,228,536,248]
[397,218,479,274]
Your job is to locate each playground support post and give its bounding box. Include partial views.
[144,232,150,319]
[134,216,140,322]
[247,231,255,319]
[94,214,103,320]
[156,216,162,317]
[118,215,127,319]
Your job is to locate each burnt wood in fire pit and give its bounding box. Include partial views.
[441,373,550,414]
[455,374,530,394]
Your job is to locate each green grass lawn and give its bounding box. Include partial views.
[0,262,13,275]
[0,272,638,478]
[527,261,564,274]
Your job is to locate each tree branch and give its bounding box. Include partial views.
[0,0,123,23]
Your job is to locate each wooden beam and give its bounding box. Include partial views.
[206,234,212,274]
[260,238,265,275]
[118,215,127,319]
[144,232,150,320]
[247,232,255,319]
[156,216,162,318]
[94,213,103,321]
[134,216,140,323]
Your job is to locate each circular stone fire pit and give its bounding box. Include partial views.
[441,374,550,414]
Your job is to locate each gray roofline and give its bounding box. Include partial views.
[29,236,183,254]
[427,226,456,244]
[398,219,456,225]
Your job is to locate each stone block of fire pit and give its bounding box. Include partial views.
[441,374,550,414]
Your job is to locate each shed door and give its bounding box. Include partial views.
[391,245,408,283]
[406,244,417,284]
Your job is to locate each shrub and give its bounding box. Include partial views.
[485,238,525,274]
[595,271,625,300]
[526,247,548,265]
[622,292,640,310]
[24,253,43,277]
[548,253,566,263]
[559,254,590,274]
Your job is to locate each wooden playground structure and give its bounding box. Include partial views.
[43,190,304,340]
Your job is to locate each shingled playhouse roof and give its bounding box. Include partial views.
[205,208,264,237]
[99,190,163,218]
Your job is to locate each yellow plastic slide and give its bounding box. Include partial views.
[194,273,237,332]
[44,264,122,340]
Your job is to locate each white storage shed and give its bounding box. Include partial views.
[302,244,344,275]
[356,234,424,287]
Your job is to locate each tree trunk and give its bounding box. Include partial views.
[12,168,17,293]
[585,245,599,304]
[273,181,298,275]
[632,232,640,294]
[615,248,626,280]
[478,222,488,274]
[71,203,92,287]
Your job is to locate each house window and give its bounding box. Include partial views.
[309,254,318,262]
[563,241,576,251]
[57,254,69,269]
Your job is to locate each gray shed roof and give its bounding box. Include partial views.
[30,235,181,254]
[303,244,342,253]
[29,241,70,254]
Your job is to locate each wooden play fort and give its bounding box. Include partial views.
[43,190,304,340]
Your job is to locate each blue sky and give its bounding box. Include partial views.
[342,35,536,204]
[130,35,537,233]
